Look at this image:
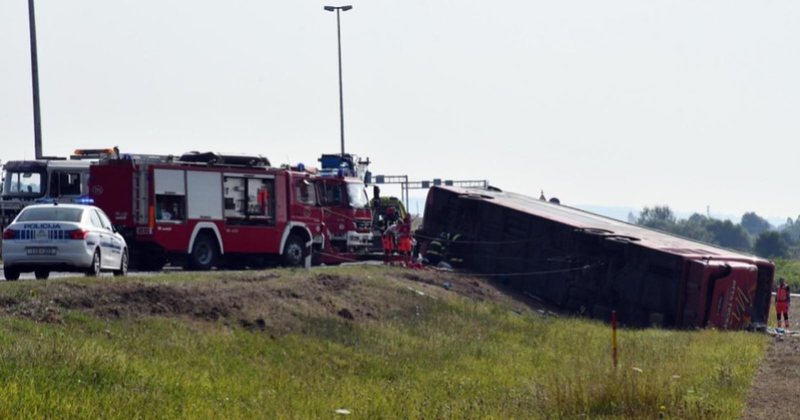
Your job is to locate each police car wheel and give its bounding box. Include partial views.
[282,235,306,267]
[114,250,128,277]
[34,269,50,280]
[86,250,101,277]
[3,267,20,281]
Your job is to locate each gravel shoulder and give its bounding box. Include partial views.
[743,298,800,419]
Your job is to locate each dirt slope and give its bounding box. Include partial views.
[0,267,540,333]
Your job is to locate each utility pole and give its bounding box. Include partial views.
[324,5,352,156]
[28,0,43,159]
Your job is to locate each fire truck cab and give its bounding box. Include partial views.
[89,152,327,270]
[315,154,373,264]
[317,175,372,258]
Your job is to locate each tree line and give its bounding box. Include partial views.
[630,206,794,259]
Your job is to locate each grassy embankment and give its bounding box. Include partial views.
[0,266,767,418]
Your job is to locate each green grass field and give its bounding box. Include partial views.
[774,258,800,291]
[0,267,768,418]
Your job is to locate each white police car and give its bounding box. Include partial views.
[2,203,128,280]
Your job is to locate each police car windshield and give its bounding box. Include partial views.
[347,183,369,209]
[17,207,83,222]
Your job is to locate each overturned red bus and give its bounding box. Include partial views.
[417,186,774,330]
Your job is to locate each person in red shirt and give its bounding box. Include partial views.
[396,215,414,265]
[776,277,791,329]
[257,187,270,217]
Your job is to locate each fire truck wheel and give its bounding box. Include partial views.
[190,234,218,270]
[3,267,20,281]
[282,235,306,267]
[86,249,102,277]
[114,250,129,277]
[34,269,50,280]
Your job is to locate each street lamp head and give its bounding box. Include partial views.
[324,5,353,12]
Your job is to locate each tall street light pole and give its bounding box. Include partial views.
[28,0,43,159]
[324,5,352,157]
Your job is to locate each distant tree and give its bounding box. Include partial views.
[780,230,797,248]
[688,213,710,225]
[741,212,772,236]
[780,215,800,244]
[627,211,637,224]
[754,231,789,259]
[637,206,676,230]
[673,218,714,243]
[706,219,751,251]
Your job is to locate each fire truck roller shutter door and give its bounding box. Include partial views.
[154,169,187,221]
[154,169,185,195]
[186,171,223,220]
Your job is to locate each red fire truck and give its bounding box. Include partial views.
[315,172,373,264]
[87,151,362,270]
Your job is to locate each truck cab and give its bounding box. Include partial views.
[317,175,373,254]
[1,160,90,227]
[315,153,374,261]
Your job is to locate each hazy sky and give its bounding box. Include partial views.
[2,1,799,220]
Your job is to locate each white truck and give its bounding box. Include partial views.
[1,159,92,229]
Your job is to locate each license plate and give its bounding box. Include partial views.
[26,247,57,256]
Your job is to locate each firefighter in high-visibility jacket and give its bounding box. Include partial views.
[776,277,791,329]
[424,232,465,267]
[425,233,448,265]
[448,233,465,266]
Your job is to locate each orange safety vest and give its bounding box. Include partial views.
[382,234,395,251]
[777,286,790,302]
[398,236,412,252]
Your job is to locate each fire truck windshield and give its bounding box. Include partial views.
[3,170,45,198]
[346,182,369,209]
